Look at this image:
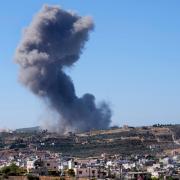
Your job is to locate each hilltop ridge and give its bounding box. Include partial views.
[0,124,179,157]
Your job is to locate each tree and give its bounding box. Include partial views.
[27,174,40,180]
[0,163,26,176]
[67,169,75,177]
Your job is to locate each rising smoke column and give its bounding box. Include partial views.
[15,5,111,133]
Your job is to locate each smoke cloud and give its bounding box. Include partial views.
[15,5,111,133]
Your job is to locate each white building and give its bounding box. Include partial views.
[27,158,59,174]
[27,159,37,173]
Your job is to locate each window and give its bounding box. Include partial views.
[79,171,82,174]
[47,163,50,166]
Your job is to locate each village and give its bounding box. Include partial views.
[0,148,179,179]
[0,125,179,179]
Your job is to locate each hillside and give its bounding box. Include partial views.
[0,124,179,157]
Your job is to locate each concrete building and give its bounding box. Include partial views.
[74,167,98,178]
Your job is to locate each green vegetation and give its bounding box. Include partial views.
[27,174,40,180]
[0,124,179,157]
[67,169,75,177]
[0,163,26,176]
[48,170,60,176]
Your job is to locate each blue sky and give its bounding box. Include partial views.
[0,0,180,129]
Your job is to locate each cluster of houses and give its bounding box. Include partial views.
[0,149,179,179]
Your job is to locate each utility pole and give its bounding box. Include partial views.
[89,166,90,180]
[119,164,122,180]
[88,161,91,180]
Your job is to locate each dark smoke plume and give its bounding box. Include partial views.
[15,5,111,133]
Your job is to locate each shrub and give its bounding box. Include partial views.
[0,163,25,176]
[27,174,40,180]
[67,169,75,177]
